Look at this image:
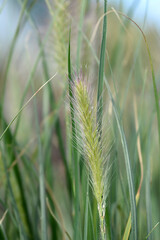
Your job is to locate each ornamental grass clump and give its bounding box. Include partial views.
[71,75,111,240]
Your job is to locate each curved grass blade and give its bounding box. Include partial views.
[79,22,137,240]
[91,9,160,146]
[116,10,160,147]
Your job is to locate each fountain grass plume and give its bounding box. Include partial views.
[71,74,111,240]
[46,0,69,76]
[53,0,69,76]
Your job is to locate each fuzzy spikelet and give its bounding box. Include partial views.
[53,0,69,76]
[72,76,111,240]
[47,0,69,76]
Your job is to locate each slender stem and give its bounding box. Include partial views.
[98,202,106,240]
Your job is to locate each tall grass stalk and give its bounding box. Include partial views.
[71,76,111,240]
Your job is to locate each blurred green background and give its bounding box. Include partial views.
[0,0,159,239]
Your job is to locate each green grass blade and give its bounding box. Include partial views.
[0,226,8,240]
[97,0,107,135]
[0,143,26,240]
[1,0,28,109]
[46,198,71,240]
[88,197,96,240]
[123,194,139,240]
[105,203,112,240]
[0,210,8,240]
[13,17,55,138]
[40,36,73,199]
[31,82,48,240]
[79,28,137,240]
[68,32,80,240]
[84,176,89,240]
[145,120,153,240]
[146,47,160,145]
[0,116,36,239]
[104,81,137,240]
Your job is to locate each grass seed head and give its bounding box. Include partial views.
[71,74,112,239]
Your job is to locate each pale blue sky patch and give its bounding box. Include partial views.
[110,0,160,29]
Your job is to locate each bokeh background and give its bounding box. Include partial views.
[0,0,160,239]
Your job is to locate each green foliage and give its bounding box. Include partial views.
[0,0,159,240]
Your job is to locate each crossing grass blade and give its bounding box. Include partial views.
[0,74,56,141]
[31,81,48,240]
